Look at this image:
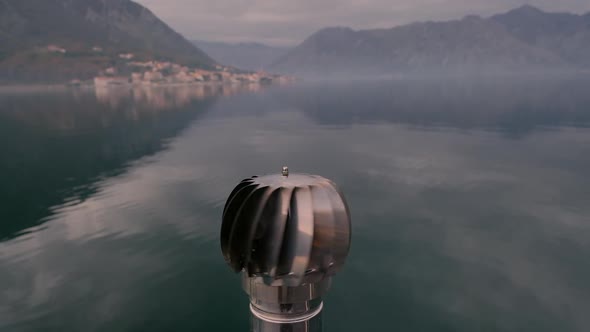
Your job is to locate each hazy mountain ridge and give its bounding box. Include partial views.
[0,0,215,82]
[272,6,590,76]
[492,5,590,66]
[193,40,287,71]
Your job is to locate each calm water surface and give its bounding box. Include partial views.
[1,77,590,332]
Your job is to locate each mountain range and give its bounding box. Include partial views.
[1,2,590,83]
[0,0,215,82]
[272,5,590,76]
[192,41,287,71]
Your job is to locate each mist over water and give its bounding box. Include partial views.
[1,77,590,332]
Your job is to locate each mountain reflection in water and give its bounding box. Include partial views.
[1,77,590,332]
[0,84,263,241]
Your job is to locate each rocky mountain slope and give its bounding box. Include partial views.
[272,6,590,76]
[193,41,287,71]
[0,0,215,82]
[492,5,590,67]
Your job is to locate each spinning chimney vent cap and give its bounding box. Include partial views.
[221,168,351,287]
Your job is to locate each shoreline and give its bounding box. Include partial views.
[0,80,281,94]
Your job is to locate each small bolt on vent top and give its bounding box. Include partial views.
[220,167,352,331]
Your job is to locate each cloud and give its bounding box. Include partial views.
[134,0,590,46]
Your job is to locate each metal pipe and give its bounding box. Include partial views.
[244,275,329,331]
[250,307,323,332]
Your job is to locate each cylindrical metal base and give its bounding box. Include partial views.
[251,305,323,332]
[243,274,329,332]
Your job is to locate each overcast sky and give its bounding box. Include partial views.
[135,0,590,46]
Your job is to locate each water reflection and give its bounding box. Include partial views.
[0,86,235,241]
[94,84,264,110]
[1,78,590,332]
[269,77,590,137]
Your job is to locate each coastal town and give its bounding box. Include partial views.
[92,59,294,87]
[37,45,295,87]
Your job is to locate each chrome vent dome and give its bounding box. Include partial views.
[221,169,351,287]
